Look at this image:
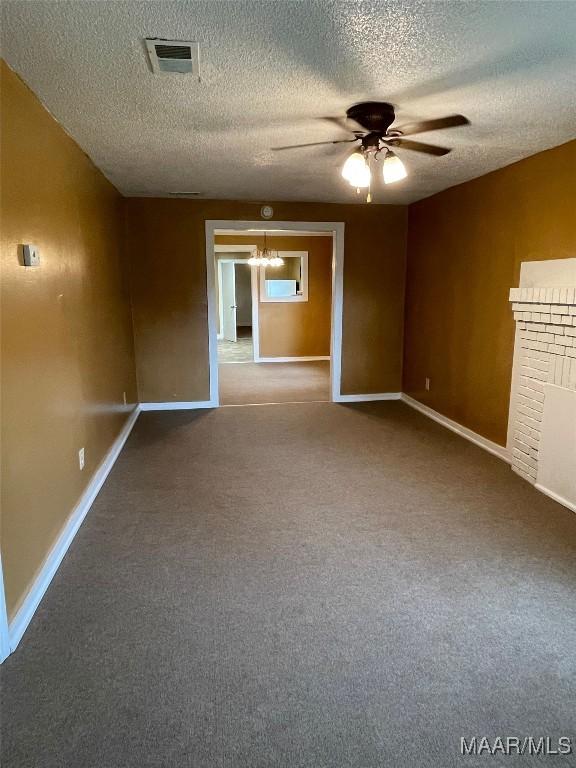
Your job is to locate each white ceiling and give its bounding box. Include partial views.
[1,1,575,205]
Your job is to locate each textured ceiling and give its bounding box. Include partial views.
[1,1,575,204]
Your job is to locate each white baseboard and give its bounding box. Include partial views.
[256,356,330,363]
[0,554,10,663]
[401,394,510,463]
[335,392,402,403]
[139,400,216,411]
[6,406,141,657]
[535,483,576,514]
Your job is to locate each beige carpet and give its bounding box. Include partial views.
[219,360,330,404]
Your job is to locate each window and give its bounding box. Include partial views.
[259,252,308,302]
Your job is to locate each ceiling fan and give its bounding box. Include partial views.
[272,101,470,200]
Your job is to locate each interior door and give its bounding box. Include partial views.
[221,262,237,342]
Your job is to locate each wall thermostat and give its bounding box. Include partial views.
[260,205,273,219]
[22,244,40,267]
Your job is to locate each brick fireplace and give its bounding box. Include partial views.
[507,260,576,511]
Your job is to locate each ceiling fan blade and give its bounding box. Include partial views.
[320,116,364,134]
[271,139,357,151]
[393,114,470,136]
[389,139,451,156]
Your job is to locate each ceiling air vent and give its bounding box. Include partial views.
[145,38,200,75]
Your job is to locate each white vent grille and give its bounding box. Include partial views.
[145,38,199,75]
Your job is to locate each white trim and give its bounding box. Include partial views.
[401,394,510,463]
[251,263,260,361]
[213,245,255,253]
[534,484,576,514]
[7,406,141,656]
[205,223,221,407]
[0,554,10,663]
[215,229,333,238]
[205,221,345,403]
[221,400,330,407]
[139,401,215,411]
[335,392,402,403]
[256,356,330,363]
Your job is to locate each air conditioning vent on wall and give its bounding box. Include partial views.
[145,38,200,75]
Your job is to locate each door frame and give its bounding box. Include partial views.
[215,248,260,361]
[205,220,345,406]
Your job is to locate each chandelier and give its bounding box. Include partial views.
[248,232,284,267]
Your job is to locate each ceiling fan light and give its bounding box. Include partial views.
[342,152,370,187]
[383,151,407,184]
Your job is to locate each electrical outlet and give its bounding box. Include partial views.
[425,377,431,391]
[78,447,85,471]
[21,244,40,267]
[123,391,127,406]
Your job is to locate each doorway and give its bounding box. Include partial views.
[205,221,345,407]
[217,260,254,363]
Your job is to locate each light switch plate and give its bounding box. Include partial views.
[22,244,40,267]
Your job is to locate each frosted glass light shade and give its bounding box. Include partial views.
[382,152,407,184]
[342,152,370,188]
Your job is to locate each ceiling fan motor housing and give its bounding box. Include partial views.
[346,102,396,133]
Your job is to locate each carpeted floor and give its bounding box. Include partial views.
[218,328,254,363]
[219,360,330,404]
[2,402,576,768]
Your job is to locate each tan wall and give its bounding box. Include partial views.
[125,199,407,401]
[215,234,332,358]
[0,61,137,617]
[403,140,576,446]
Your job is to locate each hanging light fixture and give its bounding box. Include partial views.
[341,150,370,188]
[248,232,284,267]
[382,150,407,184]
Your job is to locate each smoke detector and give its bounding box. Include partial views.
[145,38,200,75]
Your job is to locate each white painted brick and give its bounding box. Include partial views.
[517,412,542,432]
[509,287,521,301]
[552,288,560,303]
[569,358,576,389]
[553,357,564,386]
[564,336,575,347]
[561,315,572,325]
[514,439,538,460]
[540,313,551,323]
[562,358,571,388]
[522,348,550,363]
[526,322,547,331]
[569,306,576,316]
[524,377,545,393]
[516,422,540,441]
[517,394,544,413]
[520,365,548,381]
[518,404,542,422]
[537,332,555,343]
[514,430,539,450]
[518,385,545,403]
[513,448,538,469]
[559,288,568,304]
[512,464,537,483]
[565,327,576,337]
[567,348,576,358]
[520,356,548,372]
[549,344,566,355]
[523,312,532,321]
[566,287,575,304]
[551,314,564,323]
